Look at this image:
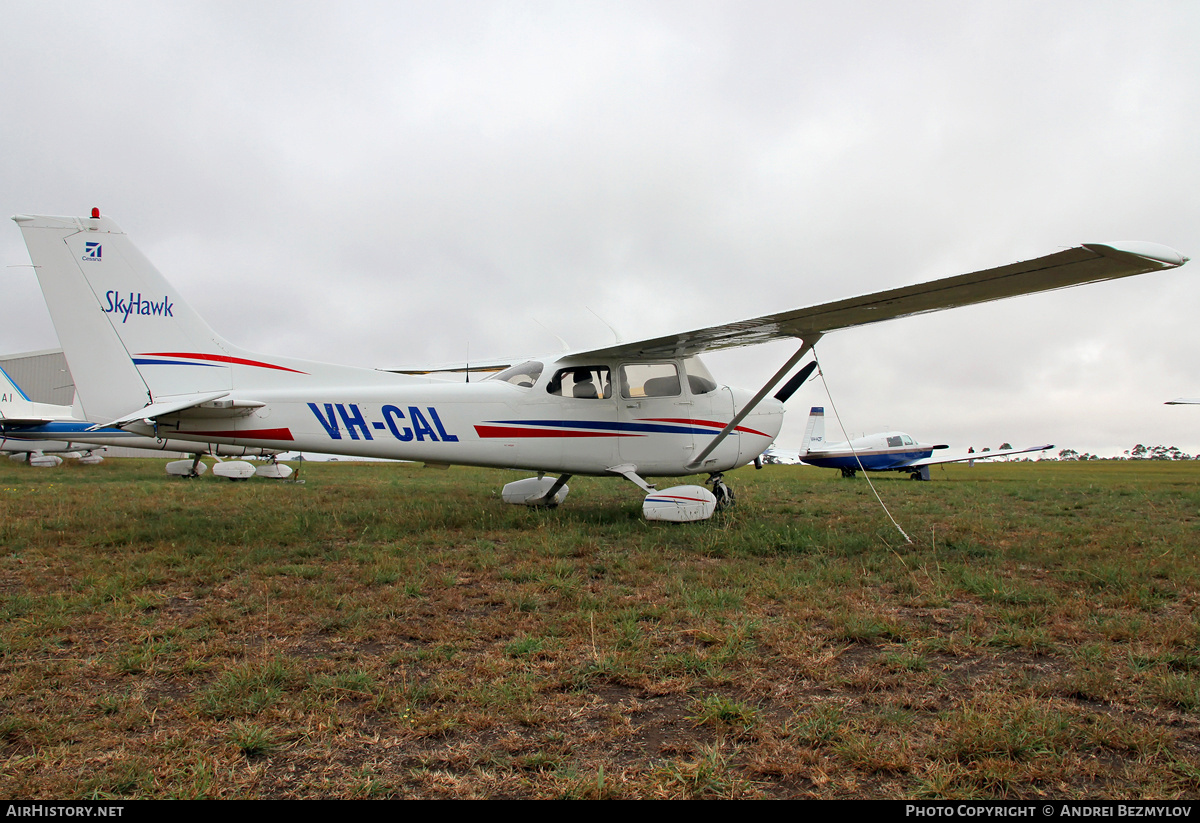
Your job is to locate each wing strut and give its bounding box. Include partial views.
[687,333,823,470]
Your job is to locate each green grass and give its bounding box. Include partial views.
[1,458,1199,797]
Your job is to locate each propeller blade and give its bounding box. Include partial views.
[773,361,817,403]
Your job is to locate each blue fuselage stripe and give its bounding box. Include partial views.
[132,358,226,368]
[490,419,716,436]
[0,422,135,438]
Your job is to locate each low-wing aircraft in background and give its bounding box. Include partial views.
[12,210,1188,520]
[0,362,286,477]
[777,406,1052,480]
[1,363,109,466]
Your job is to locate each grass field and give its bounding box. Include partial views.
[2,457,1199,798]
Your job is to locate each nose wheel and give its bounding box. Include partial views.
[706,473,735,511]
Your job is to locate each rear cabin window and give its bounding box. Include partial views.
[683,357,718,394]
[620,363,681,399]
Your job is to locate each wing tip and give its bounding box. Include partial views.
[1082,241,1189,268]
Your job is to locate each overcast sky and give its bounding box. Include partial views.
[2,1,1198,456]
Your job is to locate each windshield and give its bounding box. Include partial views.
[487,361,543,389]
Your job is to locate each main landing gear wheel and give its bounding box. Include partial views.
[840,467,857,478]
[706,473,735,511]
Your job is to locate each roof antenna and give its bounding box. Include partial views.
[533,319,571,353]
[586,306,623,344]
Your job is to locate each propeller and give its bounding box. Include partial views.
[773,361,818,403]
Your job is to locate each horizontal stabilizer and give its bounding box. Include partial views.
[0,417,57,428]
[95,392,231,429]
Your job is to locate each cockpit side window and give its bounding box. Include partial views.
[488,361,544,389]
[620,363,681,399]
[546,366,612,399]
[887,435,903,448]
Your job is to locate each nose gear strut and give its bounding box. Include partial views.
[705,472,735,511]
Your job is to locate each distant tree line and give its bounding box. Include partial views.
[1046,445,1200,461]
[968,445,1200,461]
[1120,444,1199,461]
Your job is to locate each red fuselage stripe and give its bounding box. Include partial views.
[640,417,770,438]
[139,352,308,374]
[475,425,641,438]
[184,428,295,441]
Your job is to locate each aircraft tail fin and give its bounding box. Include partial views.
[801,406,825,453]
[0,364,72,424]
[13,211,322,422]
[0,365,31,406]
[0,365,34,422]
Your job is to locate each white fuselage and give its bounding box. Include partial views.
[126,357,782,477]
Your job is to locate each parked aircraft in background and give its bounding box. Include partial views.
[3,438,104,467]
[759,447,803,465]
[785,407,1052,480]
[1,364,107,465]
[0,363,286,477]
[13,209,1187,520]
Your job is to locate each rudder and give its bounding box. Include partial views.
[801,406,825,452]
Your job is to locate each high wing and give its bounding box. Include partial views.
[906,443,1054,467]
[570,242,1187,361]
[387,362,511,377]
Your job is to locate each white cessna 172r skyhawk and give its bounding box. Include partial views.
[13,210,1189,521]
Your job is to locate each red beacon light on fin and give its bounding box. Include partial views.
[90,207,100,219]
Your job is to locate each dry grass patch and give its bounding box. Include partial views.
[1,458,1199,797]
